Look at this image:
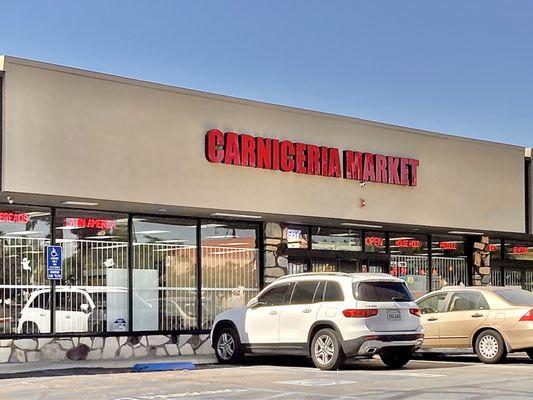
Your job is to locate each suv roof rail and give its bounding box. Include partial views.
[275,272,353,281]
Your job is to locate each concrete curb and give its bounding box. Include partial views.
[0,355,217,378]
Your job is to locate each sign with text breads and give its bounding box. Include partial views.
[205,130,420,186]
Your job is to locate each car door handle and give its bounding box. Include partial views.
[471,313,484,318]
[269,310,278,315]
[39,313,46,317]
[302,308,312,313]
[64,315,71,319]
[428,317,438,322]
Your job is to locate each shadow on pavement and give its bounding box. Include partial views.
[1,353,530,380]
[236,355,470,370]
[412,352,533,365]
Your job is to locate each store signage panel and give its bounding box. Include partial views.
[0,212,30,223]
[395,239,421,248]
[365,236,384,247]
[64,218,117,229]
[205,129,420,187]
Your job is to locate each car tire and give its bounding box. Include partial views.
[475,329,507,364]
[525,349,533,361]
[310,328,345,370]
[380,348,412,369]
[22,322,40,334]
[214,327,244,364]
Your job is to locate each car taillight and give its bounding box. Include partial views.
[519,308,533,321]
[409,308,421,317]
[343,309,379,318]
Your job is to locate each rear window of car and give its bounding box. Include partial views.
[354,281,413,302]
[495,289,533,306]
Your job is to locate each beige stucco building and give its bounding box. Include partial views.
[0,56,531,362]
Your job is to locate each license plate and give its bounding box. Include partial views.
[387,309,401,321]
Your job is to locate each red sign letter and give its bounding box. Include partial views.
[205,129,224,163]
[280,140,295,172]
[343,150,363,180]
[223,132,241,165]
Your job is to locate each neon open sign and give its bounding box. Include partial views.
[64,218,117,230]
[365,236,384,247]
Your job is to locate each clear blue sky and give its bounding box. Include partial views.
[1,1,532,146]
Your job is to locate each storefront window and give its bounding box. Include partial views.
[311,227,362,251]
[54,210,128,333]
[284,225,309,249]
[504,240,533,261]
[431,235,467,290]
[0,207,51,334]
[201,221,259,328]
[389,234,428,299]
[488,239,502,261]
[132,217,197,331]
[364,231,386,253]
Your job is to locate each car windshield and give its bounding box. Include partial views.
[495,289,533,306]
[354,281,413,302]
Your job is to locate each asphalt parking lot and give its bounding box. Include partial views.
[0,354,532,400]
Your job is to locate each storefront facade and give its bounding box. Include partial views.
[0,56,531,362]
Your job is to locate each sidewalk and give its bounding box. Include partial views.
[0,354,217,378]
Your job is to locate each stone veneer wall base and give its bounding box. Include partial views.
[0,334,213,363]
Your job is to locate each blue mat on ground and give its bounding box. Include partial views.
[132,362,196,372]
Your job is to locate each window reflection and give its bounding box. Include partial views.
[201,221,258,329]
[132,217,197,331]
[0,207,51,334]
[311,227,362,251]
[54,210,128,333]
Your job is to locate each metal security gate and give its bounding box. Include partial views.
[491,268,503,286]
[57,239,128,333]
[200,246,258,329]
[132,243,197,331]
[0,237,50,334]
[390,255,429,299]
[432,257,469,289]
[525,269,533,292]
[503,268,522,288]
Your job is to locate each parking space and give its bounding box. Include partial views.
[0,355,531,400]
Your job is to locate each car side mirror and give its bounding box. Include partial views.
[247,298,266,309]
[80,303,90,314]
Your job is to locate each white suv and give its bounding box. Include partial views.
[211,272,424,370]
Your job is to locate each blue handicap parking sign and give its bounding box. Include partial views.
[46,245,62,280]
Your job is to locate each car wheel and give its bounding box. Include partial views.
[310,328,345,370]
[22,322,40,334]
[525,349,533,361]
[380,348,412,369]
[215,327,243,364]
[475,329,507,364]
